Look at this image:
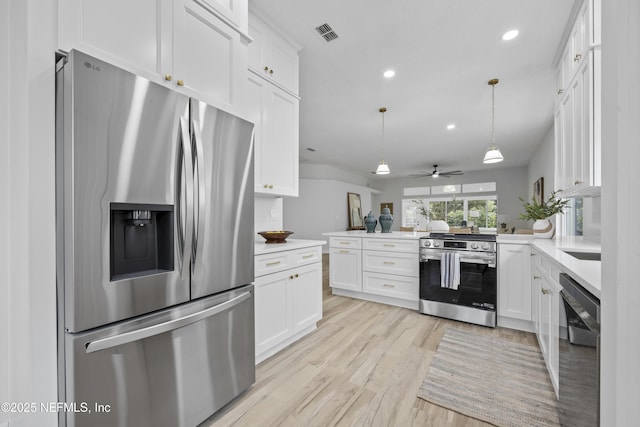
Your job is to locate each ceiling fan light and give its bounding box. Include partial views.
[375,161,390,175]
[483,146,504,164]
[432,171,440,178]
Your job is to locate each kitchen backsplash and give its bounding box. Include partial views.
[255,197,283,239]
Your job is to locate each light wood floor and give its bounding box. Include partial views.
[204,255,538,427]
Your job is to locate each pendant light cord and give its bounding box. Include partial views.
[381,109,385,161]
[491,83,496,147]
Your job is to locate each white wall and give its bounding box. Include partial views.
[527,124,555,201]
[0,2,9,425]
[2,1,58,426]
[601,0,640,424]
[370,166,530,231]
[300,162,372,187]
[283,179,377,248]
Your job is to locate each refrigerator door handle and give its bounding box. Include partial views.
[178,116,194,280]
[192,120,206,269]
[85,290,252,353]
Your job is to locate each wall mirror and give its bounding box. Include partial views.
[347,192,365,230]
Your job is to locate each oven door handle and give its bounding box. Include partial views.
[420,254,496,267]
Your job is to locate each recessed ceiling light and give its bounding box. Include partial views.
[383,70,395,78]
[502,30,519,41]
[446,124,456,130]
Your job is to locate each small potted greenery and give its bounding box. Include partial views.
[519,190,570,238]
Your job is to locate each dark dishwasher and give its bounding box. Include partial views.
[558,273,600,427]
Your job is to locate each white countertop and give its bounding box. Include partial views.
[322,230,430,240]
[531,237,601,298]
[255,238,326,255]
[496,234,535,245]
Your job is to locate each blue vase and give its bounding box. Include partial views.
[364,211,377,233]
[379,206,394,233]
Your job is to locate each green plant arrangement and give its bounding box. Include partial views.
[518,190,570,221]
[412,199,435,220]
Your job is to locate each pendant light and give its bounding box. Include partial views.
[483,79,504,164]
[375,107,391,175]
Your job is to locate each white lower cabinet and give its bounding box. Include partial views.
[254,245,322,364]
[329,237,362,292]
[531,250,561,396]
[497,243,533,330]
[329,236,419,309]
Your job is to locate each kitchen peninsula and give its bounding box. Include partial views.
[323,230,428,309]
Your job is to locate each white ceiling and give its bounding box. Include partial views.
[252,0,577,180]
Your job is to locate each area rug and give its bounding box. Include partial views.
[417,328,560,427]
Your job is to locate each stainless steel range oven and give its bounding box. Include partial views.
[419,233,497,327]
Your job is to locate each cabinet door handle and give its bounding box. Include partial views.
[294,273,299,278]
[302,254,314,259]
[339,242,350,245]
[383,244,396,247]
[339,250,349,254]
[264,66,269,71]
[557,89,563,95]
[383,284,395,288]
[574,180,583,185]
[266,261,281,266]
[164,74,172,81]
[574,53,582,62]
[533,275,541,279]
[289,275,294,280]
[383,261,395,265]
[177,79,185,86]
[541,288,551,295]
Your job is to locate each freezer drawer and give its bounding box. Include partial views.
[61,286,255,427]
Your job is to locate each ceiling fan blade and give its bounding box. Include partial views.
[409,172,433,178]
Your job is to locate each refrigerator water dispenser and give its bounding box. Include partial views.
[110,203,174,280]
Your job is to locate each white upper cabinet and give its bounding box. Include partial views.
[248,9,300,95]
[554,0,601,197]
[58,0,250,111]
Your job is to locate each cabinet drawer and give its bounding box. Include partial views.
[255,245,323,277]
[329,237,362,249]
[255,252,291,277]
[363,271,418,301]
[362,238,419,253]
[362,250,418,277]
[292,246,322,267]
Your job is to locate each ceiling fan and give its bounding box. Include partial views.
[410,164,463,178]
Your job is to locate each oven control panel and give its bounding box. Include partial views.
[420,238,496,253]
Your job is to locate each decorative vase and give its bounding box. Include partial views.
[427,220,450,232]
[533,218,555,238]
[364,211,377,233]
[379,206,394,233]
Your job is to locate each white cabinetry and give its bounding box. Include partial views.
[248,11,300,94]
[254,245,322,363]
[531,249,561,396]
[329,237,362,292]
[58,0,249,111]
[328,235,419,309]
[247,73,299,197]
[554,0,601,197]
[247,11,301,197]
[497,243,533,330]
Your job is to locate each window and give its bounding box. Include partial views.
[402,196,498,229]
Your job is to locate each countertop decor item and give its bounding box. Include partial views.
[364,211,377,233]
[347,192,365,230]
[379,206,393,233]
[519,190,570,238]
[427,220,450,232]
[258,230,294,243]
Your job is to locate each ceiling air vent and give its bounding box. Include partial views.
[315,23,339,42]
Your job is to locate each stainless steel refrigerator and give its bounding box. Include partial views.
[55,50,255,427]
